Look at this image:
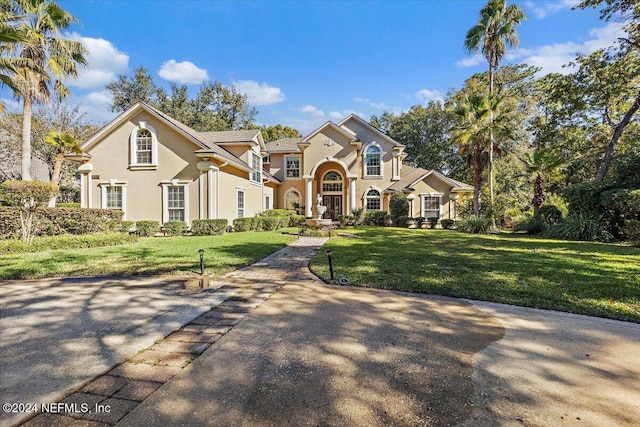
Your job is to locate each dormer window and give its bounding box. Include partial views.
[129,122,158,170]
[364,143,382,177]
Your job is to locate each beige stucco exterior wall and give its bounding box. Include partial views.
[409,175,460,220]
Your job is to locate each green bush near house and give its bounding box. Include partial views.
[163,221,186,236]
[427,217,438,229]
[339,215,355,227]
[56,203,80,208]
[441,219,455,229]
[191,219,227,235]
[260,209,297,217]
[0,233,137,254]
[389,193,408,220]
[0,207,123,239]
[288,214,306,227]
[363,211,387,226]
[232,217,253,232]
[119,220,135,233]
[136,220,160,237]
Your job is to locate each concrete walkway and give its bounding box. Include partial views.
[2,236,639,427]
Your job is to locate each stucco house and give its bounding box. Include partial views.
[71,102,471,225]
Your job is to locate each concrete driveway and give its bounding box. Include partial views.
[0,275,236,427]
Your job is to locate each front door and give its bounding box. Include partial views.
[323,195,341,220]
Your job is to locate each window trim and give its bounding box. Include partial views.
[129,121,159,170]
[250,151,262,183]
[421,193,442,219]
[161,181,189,225]
[284,155,301,180]
[99,180,127,219]
[322,170,343,193]
[237,188,246,218]
[364,187,382,211]
[363,141,383,178]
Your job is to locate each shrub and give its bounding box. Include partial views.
[538,205,563,225]
[456,215,491,234]
[288,214,306,227]
[163,221,186,236]
[396,216,410,227]
[545,213,614,242]
[427,217,439,229]
[191,219,227,235]
[56,203,80,208]
[0,233,137,254]
[352,208,365,226]
[513,215,546,234]
[363,211,387,226]
[232,217,253,232]
[120,220,135,233]
[0,180,59,243]
[260,209,297,217]
[251,216,264,231]
[338,215,355,227]
[389,193,409,219]
[622,220,640,246]
[0,206,123,239]
[415,217,426,227]
[441,219,455,230]
[261,216,284,231]
[136,220,160,237]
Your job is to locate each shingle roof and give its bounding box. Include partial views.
[199,130,261,144]
[385,165,473,193]
[265,138,303,153]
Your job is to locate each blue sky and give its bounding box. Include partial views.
[1,0,624,133]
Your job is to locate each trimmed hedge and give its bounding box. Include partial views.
[163,221,186,236]
[363,211,387,226]
[260,209,297,217]
[233,215,289,232]
[135,220,160,237]
[441,219,455,230]
[0,233,137,254]
[0,207,123,239]
[191,219,227,235]
[232,217,253,232]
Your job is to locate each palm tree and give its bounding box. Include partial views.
[451,94,505,215]
[464,0,526,210]
[44,130,81,206]
[520,149,563,215]
[5,0,87,181]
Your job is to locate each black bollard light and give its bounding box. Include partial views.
[326,249,334,282]
[198,249,205,275]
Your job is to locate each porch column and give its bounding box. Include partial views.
[78,163,93,209]
[349,178,357,213]
[305,178,313,217]
[198,171,205,219]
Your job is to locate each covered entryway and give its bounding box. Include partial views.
[320,171,343,220]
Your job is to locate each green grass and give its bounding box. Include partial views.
[310,227,640,323]
[0,231,296,280]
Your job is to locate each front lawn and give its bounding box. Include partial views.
[0,231,296,280]
[310,227,640,323]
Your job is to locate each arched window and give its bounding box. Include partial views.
[284,188,301,212]
[365,144,382,176]
[365,189,381,211]
[129,122,158,169]
[136,129,152,164]
[322,171,343,192]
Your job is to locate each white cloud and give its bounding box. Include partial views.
[457,22,626,75]
[455,53,484,68]
[354,97,393,111]
[76,90,117,125]
[415,89,444,104]
[65,33,129,89]
[158,60,209,85]
[0,98,22,113]
[525,0,578,19]
[300,105,325,118]
[513,22,626,74]
[233,80,285,105]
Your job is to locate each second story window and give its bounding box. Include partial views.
[285,156,300,178]
[136,129,153,164]
[365,144,382,176]
[251,152,262,183]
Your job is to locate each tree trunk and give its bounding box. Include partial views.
[21,97,33,181]
[48,152,64,207]
[532,174,545,216]
[473,148,483,216]
[595,93,640,182]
